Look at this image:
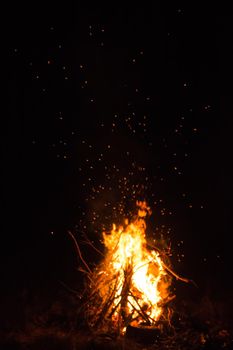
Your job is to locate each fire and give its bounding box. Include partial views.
[87,201,173,333]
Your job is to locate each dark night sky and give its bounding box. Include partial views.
[3,2,233,305]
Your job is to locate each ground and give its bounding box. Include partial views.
[1,291,232,349]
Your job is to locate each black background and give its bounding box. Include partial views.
[3,2,233,311]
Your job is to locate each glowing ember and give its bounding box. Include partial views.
[86,201,173,333]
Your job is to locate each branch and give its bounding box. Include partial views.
[162,261,197,287]
[148,242,197,287]
[81,238,104,257]
[67,230,92,274]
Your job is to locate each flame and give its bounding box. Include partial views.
[88,201,172,332]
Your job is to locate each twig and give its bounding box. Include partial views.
[94,282,119,329]
[81,231,104,257]
[148,242,197,287]
[127,296,151,324]
[107,297,122,320]
[128,291,156,324]
[67,230,92,274]
[158,294,176,307]
[162,261,197,287]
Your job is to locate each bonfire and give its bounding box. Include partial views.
[70,201,190,335]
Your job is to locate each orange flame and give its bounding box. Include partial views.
[88,201,172,332]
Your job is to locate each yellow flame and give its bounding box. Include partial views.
[96,201,171,327]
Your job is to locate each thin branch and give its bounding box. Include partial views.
[158,294,176,307]
[148,242,197,287]
[81,239,104,257]
[162,261,197,287]
[107,298,122,320]
[128,291,157,324]
[127,296,152,324]
[67,230,92,274]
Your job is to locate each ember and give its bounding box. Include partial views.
[85,201,174,334]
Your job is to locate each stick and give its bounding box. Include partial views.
[81,231,104,257]
[67,230,92,274]
[161,261,197,287]
[127,297,151,324]
[148,242,197,287]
